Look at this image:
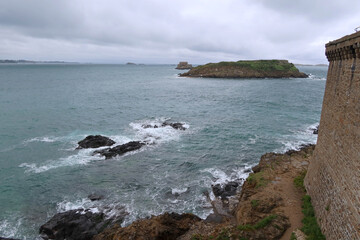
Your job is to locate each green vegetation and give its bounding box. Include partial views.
[191,234,203,240]
[301,195,326,240]
[325,205,330,211]
[250,199,259,208]
[215,229,230,240]
[237,215,278,231]
[193,60,298,72]
[247,172,268,188]
[290,232,297,240]
[293,171,307,192]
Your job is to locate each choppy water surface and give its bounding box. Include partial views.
[0,64,327,239]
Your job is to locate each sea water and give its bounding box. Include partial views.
[0,64,327,239]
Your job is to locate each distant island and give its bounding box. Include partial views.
[0,59,73,64]
[175,61,193,70]
[179,60,308,78]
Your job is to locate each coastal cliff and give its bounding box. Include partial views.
[90,145,317,240]
[179,60,308,78]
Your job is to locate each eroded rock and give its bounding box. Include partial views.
[212,181,239,199]
[93,212,201,240]
[39,209,112,240]
[76,135,115,149]
[93,141,145,159]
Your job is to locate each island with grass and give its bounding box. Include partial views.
[179,59,308,78]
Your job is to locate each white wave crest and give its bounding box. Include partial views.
[201,166,250,186]
[308,73,326,81]
[275,123,318,153]
[19,148,104,173]
[171,187,188,195]
[0,218,23,239]
[129,117,188,145]
[56,198,128,222]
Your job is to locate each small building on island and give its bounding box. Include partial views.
[175,61,193,70]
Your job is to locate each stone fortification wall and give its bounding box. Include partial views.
[305,31,360,239]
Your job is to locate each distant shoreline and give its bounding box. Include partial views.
[295,63,328,67]
[0,60,77,64]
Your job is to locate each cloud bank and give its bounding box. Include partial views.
[0,0,359,64]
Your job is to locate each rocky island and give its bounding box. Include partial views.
[175,61,193,70]
[179,60,308,78]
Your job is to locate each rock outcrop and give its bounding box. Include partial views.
[179,60,308,78]
[175,62,193,70]
[93,212,201,240]
[93,141,145,159]
[39,209,113,240]
[41,144,316,239]
[76,135,115,149]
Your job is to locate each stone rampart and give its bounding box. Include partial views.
[305,31,360,239]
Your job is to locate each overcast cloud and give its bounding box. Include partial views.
[0,0,359,64]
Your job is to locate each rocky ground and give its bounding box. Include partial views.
[38,144,315,240]
[93,145,314,240]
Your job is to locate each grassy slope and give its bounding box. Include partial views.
[192,60,298,72]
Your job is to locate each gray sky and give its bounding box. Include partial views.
[0,0,359,64]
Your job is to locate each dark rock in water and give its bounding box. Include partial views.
[212,182,239,199]
[212,184,224,197]
[94,141,145,159]
[312,125,319,134]
[76,135,115,149]
[0,237,21,240]
[142,122,186,130]
[88,193,104,201]
[224,182,239,195]
[162,122,186,130]
[39,209,113,240]
[142,124,158,129]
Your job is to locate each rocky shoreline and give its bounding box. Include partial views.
[179,60,308,78]
[36,144,315,240]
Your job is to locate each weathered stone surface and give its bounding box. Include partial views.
[305,31,360,240]
[39,209,112,240]
[94,141,145,159]
[76,135,115,149]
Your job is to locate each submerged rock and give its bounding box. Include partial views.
[312,125,319,134]
[93,141,145,159]
[76,135,115,149]
[162,122,186,130]
[0,238,21,240]
[39,209,113,240]
[88,193,104,201]
[141,122,187,131]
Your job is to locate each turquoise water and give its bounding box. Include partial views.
[0,64,327,239]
